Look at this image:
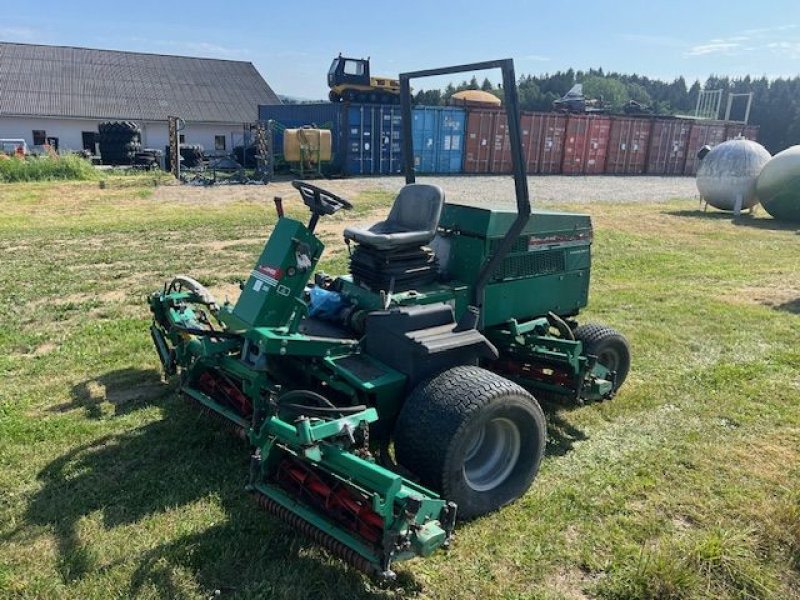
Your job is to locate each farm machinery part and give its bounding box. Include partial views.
[148,59,630,579]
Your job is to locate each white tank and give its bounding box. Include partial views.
[696,138,771,212]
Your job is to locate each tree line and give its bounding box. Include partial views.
[414,70,800,154]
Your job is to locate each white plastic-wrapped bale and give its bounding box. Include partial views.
[695,138,771,212]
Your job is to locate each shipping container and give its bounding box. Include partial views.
[463,109,509,173]
[527,112,566,174]
[724,122,759,142]
[646,118,692,175]
[257,103,342,171]
[561,114,611,175]
[463,109,567,174]
[605,116,653,175]
[344,103,404,176]
[683,120,729,175]
[411,106,466,174]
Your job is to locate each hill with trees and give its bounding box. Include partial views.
[414,70,800,154]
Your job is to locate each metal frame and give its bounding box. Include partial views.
[694,89,723,121]
[400,59,531,310]
[724,92,754,124]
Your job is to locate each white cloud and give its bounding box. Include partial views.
[685,41,742,56]
[684,23,799,58]
[742,24,797,36]
[767,40,800,59]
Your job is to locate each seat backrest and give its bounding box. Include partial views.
[385,184,444,233]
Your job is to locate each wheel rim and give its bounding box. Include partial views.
[597,347,620,372]
[463,417,522,492]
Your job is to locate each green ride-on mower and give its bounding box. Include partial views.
[148,59,630,579]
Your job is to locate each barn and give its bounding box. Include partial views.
[0,41,281,155]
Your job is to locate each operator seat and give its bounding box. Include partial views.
[343,184,444,250]
[344,184,445,292]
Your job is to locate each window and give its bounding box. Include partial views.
[32,130,46,145]
[82,131,97,152]
[343,60,365,76]
[214,135,226,151]
[179,134,186,144]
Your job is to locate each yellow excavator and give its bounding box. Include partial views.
[327,54,400,104]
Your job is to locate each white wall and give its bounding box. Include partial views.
[0,116,101,151]
[0,116,251,156]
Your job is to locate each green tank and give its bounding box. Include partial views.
[756,145,800,223]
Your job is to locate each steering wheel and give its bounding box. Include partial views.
[292,180,353,216]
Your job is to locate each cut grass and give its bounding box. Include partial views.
[0,179,799,599]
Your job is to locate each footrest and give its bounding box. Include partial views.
[364,304,498,387]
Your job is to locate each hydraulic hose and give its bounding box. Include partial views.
[276,389,366,419]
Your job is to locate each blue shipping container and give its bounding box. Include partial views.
[344,104,404,176]
[411,106,466,174]
[257,103,343,170]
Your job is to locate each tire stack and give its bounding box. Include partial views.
[165,144,205,170]
[98,121,141,166]
[133,148,163,170]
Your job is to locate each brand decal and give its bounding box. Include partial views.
[528,232,592,250]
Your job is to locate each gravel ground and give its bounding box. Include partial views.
[153,175,698,206]
[363,175,699,206]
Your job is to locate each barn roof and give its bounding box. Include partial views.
[0,42,281,122]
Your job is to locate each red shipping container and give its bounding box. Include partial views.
[684,121,728,175]
[561,114,611,175]
[646,118,692,175]
[724,122,759,142]
[464,110,567,174]
[606,117,653,175]
[463,109,509,173]
[524,112,566,174]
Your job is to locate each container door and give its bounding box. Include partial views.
[439,108,465,174]
[490,112,512,173]
[583,116,610,174]
[563,115,588,175]
[522,113,540,174]
[540,113,566,174]
[412,107,436,174]
[345,104,372,175]
[376,105,403,175]
[608,117,651,175]
[464,110,493,173]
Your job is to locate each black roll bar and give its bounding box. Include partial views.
[399,59,531,309]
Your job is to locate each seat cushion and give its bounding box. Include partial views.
[342,184,444,251]
[344,224,433,250]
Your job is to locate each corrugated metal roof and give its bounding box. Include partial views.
[0,42,281,122]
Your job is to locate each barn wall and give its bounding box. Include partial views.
[0,116,250,156]
[0,116,102,151]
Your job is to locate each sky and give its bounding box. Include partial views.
[1,0,798,99]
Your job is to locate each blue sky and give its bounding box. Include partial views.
[1,1,798,98]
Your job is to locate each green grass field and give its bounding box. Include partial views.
[1,178,798,600]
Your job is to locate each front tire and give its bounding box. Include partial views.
[574,323,631,393]
[394,366,546,520]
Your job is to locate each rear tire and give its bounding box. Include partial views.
[574,323,631,393]
[394,366,546,520]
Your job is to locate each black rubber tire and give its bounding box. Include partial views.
[574,323,631,393]
[394,365,546,520]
